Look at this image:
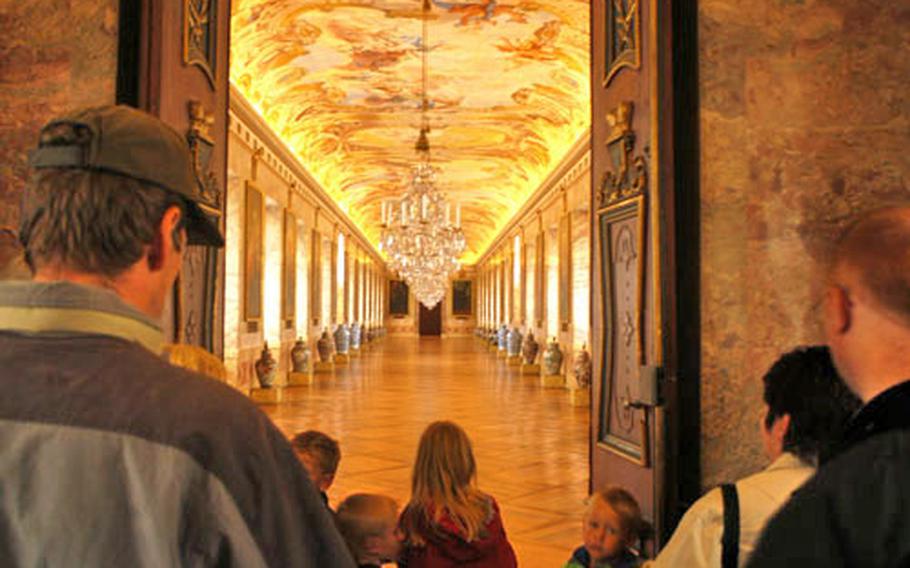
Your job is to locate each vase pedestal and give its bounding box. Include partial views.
[488,344,498,353]
[334,353,350,365]
[287,371,314,386]
[541,374,565,388]
[520,363,540,375]
[314,361,335,373]
[349,347,360,357]
[497,349,508,358]
[569,387,590,407]
[506,355,522,366]
[250,386,283,404]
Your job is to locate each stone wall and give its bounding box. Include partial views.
[699,0,910,488]
[0,0,119,228]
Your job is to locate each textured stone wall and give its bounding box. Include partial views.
[0,0,119,228]
[699,0,910,488]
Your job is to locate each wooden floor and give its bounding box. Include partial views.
[263,336,589,567]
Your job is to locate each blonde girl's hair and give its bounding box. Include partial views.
[402,421,490,544]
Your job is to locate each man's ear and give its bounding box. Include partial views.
[824,284,852,335]
[148,206,183,271]
[771,413,791,445]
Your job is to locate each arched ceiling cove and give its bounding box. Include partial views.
[231,0,590,264]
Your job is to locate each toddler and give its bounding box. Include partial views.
[565,486,643,568]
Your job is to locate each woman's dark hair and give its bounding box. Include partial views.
[763,345,861,463]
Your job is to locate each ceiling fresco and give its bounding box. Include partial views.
[231,0,590,263]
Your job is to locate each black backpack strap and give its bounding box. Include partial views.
[721,483,740,568]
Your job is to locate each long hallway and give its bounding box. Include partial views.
[262,336,588,566]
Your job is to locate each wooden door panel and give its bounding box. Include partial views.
[130,0,231,353]
[419,303,442,336]
[591,0,668,542]
[598,197,647,461]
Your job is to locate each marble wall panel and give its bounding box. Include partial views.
[0,0,118,227]
[699,0,910,488]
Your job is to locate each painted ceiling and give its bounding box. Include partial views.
[231,0,590,264]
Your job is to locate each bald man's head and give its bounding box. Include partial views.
[830,207,910,326]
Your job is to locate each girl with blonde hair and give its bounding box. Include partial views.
[398,420,517,567]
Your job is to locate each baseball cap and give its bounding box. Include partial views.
[29,105,224,247]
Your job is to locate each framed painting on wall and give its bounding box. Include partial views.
[535,231,545,327]
[389,279,409,317]
[310,229,321,327]
[243,182,263,330]
[452,280,472,317]
[559,213,572,331]
[282,209,296,329]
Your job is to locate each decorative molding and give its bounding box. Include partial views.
[603,0,641,86]
[597,195,648,466]
[597,101,648,209]
[183,0,217,88]
[186,100,222,214]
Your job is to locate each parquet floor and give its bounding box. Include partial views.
[263,336,589,567]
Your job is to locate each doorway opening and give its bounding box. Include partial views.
[418,302,442,336]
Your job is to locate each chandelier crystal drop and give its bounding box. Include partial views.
[379,0,466,309]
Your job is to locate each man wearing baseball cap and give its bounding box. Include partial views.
[0,106,355,567]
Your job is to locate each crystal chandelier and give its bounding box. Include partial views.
[379,0,466,309]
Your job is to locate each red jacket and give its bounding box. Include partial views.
[399,496,518,567]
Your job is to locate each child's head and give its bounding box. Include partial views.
[582,486,642,561]
[412,420,477,499]
[336,493,402,564]
[405,420,487,542]
[291,430,340,492]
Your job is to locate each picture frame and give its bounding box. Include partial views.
[243,182,263,330]
[558,213,572,331]
[310,229,321,327]
[282,209,296,329]
[452,279,473,317]
[389,280,409,317]
[535,231,545,327]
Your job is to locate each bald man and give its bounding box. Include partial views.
[747,207,910,567]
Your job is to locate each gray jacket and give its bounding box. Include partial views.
[0,281,356,567]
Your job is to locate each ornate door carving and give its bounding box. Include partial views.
[122,0,230,354]
[591,0,688,546]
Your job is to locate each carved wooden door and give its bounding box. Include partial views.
[419,302,442,336]
[120,0,231,354]
[590,0,688,546]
